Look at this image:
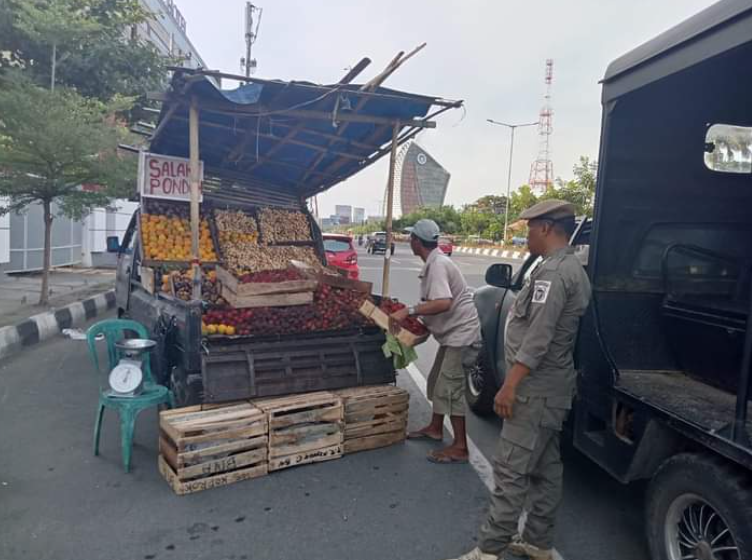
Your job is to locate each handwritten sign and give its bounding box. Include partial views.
[138,152,204,202]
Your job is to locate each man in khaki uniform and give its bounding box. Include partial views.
[447,200,591,560]
[390,219,481,464]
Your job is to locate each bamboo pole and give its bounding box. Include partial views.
[381,123,400,298]
[189,97,202,301]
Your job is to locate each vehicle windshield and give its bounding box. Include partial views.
[439,237,451,244]
[324,239,351,253]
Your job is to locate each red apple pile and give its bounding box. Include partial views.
[379,298,429,336]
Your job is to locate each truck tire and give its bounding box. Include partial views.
[464,344,499,416]
[646,453,752,560]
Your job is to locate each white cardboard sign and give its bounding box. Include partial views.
[138,152,204,202]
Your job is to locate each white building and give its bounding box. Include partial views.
[0,0,205,272]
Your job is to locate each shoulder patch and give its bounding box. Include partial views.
[532,280,552,304]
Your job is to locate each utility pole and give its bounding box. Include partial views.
[240,3,263,77]
[487,119,538,243]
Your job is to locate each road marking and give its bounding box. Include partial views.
[405,363,494,491]
[405,362,566,560]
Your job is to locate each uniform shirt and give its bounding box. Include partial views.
[504,247,591,397]
[419,248,481,347]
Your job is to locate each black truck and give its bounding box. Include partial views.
[468,3,752,559]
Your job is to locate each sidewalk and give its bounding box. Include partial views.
[0,268,115,328]
[0,267,117,360]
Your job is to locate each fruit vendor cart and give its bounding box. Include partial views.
[114,60,461,407]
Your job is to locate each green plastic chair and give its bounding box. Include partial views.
[86,319,175,473]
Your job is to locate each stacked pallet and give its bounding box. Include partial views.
[337,386,409,454]
[253,392,344,472]
[158,403,268,495]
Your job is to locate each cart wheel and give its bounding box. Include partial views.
[646,453,752,560]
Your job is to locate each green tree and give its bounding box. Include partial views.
[0,79,137,304]
[0,0,172,121]
[509,185,538,220]
[393,205,463,234]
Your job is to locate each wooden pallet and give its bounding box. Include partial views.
[158,402,268,495]
[337,385,409,454]
[359,300,429,347]
[253,392,344,472]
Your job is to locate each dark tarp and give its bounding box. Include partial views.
[148,69,455,200]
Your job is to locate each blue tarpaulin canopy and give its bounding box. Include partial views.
[148,68,460,200]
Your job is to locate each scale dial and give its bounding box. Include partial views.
[109,361,143,394]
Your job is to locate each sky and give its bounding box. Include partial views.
[174,0,718,218]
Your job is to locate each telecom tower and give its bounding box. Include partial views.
[529,59,554,195]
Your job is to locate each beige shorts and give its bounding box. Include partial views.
[427,344,480,417]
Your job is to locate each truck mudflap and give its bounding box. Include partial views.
[200,328,396,403]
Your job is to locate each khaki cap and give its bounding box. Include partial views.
[518,199,576,221]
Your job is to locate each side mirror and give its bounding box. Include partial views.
[106,236,121,253]
[485,263,514,289]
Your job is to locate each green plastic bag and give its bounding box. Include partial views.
[382,333,418,369]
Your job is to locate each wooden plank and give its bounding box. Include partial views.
[178,447,267,481]
[253,392,340,412]
[268,443,342,472]
[344,394,409,414]
[343,431,406,455]
[177,436,269,467]
[217,265,318,297]
[159,455,268,495]
[290,260,372,293]
[174,423,268,450]
[269,405,343,430]
[159,436,179,470]
[268,431,342,459]
[222,286,313,308]
[344,418,406,439]
[270,423,342,446]
[164,405,262,427]
[358,300,429,347]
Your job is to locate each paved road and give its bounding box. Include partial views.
[358,243,648,560]
[0,245,647,560]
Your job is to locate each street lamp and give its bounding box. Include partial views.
[486,118,538,244]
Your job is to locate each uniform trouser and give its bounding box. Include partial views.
[477,395,570,555]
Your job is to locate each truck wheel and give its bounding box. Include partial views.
[646,453,752,560]
[464,344,499,416]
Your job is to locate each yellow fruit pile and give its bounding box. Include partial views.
[201,322,236,336]
[141,213,218,262]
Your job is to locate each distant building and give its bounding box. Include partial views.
[335,205,352,225]
[134,0,206,69]
[0,0,206,273]
[353,207,365,225]
[384,142,450,218]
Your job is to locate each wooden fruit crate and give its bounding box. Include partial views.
[290,260,373,294]
[216,265,318,297]
[337,385,409,454]
[253,392,344,472]
[221,285,314,308]
[158,402,268,495]
[359,300,430,347]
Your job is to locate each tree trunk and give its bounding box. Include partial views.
[39,201,53,306]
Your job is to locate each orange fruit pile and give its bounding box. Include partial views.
[141,213,217,262]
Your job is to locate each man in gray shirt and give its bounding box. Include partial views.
[390,219,481,464]
[446,200,591,560]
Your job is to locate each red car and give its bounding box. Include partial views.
[438,236,453,256]
[323,233,359,279]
